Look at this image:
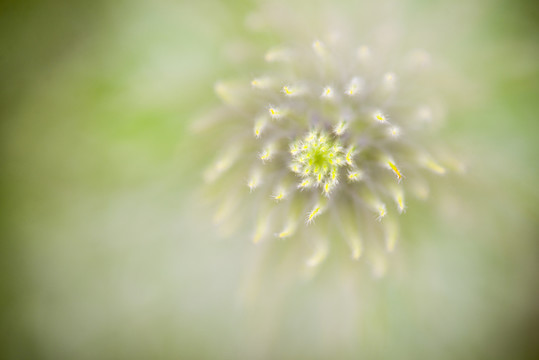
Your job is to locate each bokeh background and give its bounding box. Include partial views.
[1,0,538,359]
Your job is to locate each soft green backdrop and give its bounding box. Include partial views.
[1,0,538,359]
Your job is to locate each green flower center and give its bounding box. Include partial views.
[289,131,346,194]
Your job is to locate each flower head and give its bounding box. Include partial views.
[199,12,456,272]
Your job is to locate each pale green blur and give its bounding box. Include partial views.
[1,0,538,359]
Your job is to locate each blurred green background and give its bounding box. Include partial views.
[1,0,538,359]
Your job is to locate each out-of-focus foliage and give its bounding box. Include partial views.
[0,0,538,359]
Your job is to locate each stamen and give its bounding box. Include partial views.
[373,110,387,123]
[306,204,323,224]
[388,161,403,182]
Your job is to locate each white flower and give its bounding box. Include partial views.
[199,7,455,272]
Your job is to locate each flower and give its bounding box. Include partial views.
[198,9,459,273]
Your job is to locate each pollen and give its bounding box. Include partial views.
[388,161,403,182]
[323,182,334,197]
[290,162,301,173]
[389,126,401,137]
[277,230,291,238]
[282,85,304,97]
[346,77,362,96]
[373,111,386,123]
[282,86,293,95]
[298,179,312,189]
[345,146,355,166]
[247,172,261,191]
[334,121,348,136]
[321,86,334,99]
[276,221,295,238]
[377,204,387,221]
[268,107,278,118]
[253,116,267,138]
[397,194,405,213]
[348,170,362,182]
[330,168,338,182]
[268,106,284,119]
[306,205,323,224]
[251,77,272,89]
[272,185,286,201]
[259,146,274,162]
